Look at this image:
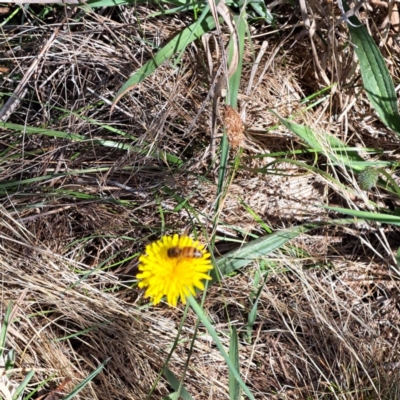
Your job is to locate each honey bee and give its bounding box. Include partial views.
[167,246,203,259]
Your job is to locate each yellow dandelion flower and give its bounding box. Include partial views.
[137,234,213,307]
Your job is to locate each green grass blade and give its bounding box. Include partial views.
[163,367,194,400]
[0,302,12,358]
[240,199,272,233]
[344,1,400,134]
[376,168,400,197]
[214,220,359,282]
[1,122,84,141]
[188,297,255,400]
[0,7,20,27]
[0,169,109,191]
[213,224,314,282]
[396,247,400,270]
[24,373,57,400]
[1,122,181,165]
[242,157,387,206]
[53,322,110,342]
[216,132,230,204]
[229,326,240,400]
[325,206,400,226]
[246,272,268,343]
[12,370,35,400]
[271,111,365,172]
[4,349,15,371]
[85,0,147,7]
[114,13,216,102]
[228,11,247,108]
[62,359,109,400]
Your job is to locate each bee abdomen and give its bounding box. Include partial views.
[167,246,203,259]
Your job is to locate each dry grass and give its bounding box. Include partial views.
[1,1,400,399]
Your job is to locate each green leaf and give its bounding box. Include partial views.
[114,13,216,102]
[345,1,400,134]
[163,394,180,400]
[229,327,241,400]
[214,220,359,282]
[163,367,194,400]
[248,0,274,24]
[214,224,314,282]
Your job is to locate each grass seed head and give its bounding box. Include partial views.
[222,104,244,149]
